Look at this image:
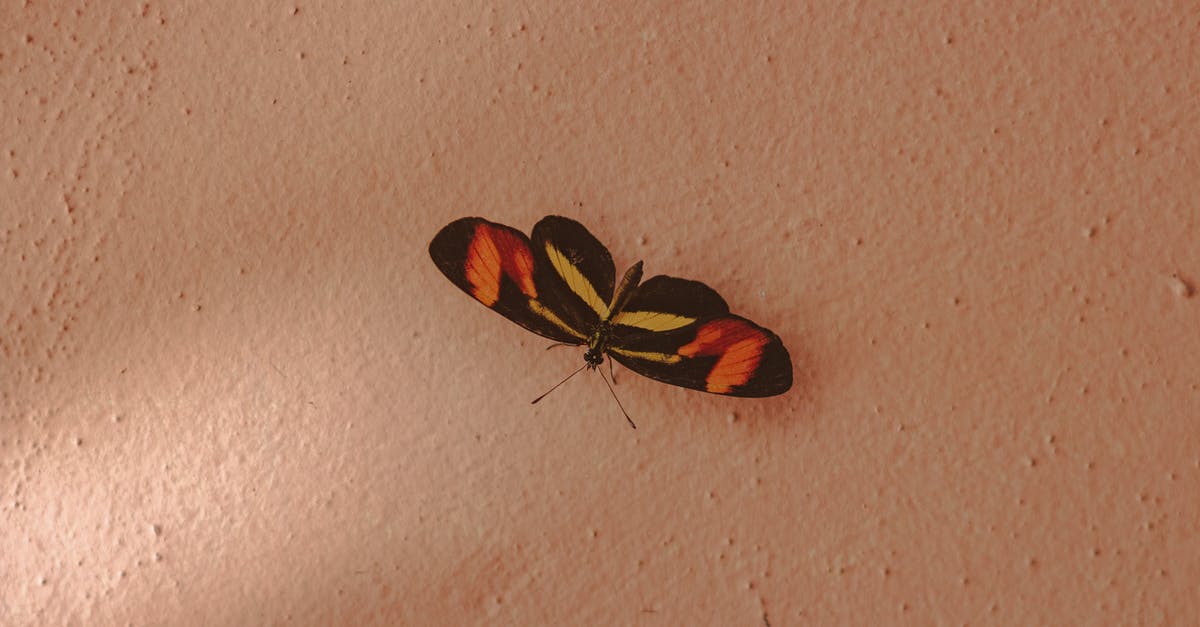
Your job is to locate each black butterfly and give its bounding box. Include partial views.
[429,216,792,426]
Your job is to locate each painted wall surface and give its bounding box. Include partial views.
[3,2,1198,625]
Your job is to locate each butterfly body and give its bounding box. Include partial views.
[582,327,609,368]
[430,216,792,398]
[580,259,642,367]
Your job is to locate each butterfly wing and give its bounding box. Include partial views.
[607,276,792,397]
[429,217,589,344]
[529,215,616,336]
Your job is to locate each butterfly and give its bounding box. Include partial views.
[429,216,793,427]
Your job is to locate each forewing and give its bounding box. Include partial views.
[530,215,617,334]
[429,217,588,344]
[607,277,791,396]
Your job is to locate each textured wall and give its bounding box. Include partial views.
[2,2,1198,625]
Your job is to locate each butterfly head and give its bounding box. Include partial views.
[583,348,605,369]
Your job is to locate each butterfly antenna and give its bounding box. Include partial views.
[608,358,617,385]
[531,363,589,405]
[599,364,636,429]
[544,342,575,351]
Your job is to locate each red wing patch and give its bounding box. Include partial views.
[465,222,538,306]
[677,318,771,393]
[429,217,588,344]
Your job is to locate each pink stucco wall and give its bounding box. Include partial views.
[3,2,1198,624]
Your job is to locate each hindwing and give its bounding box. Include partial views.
[428,217,588,343]
[530,216,616,335]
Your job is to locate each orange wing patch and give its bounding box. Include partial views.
[678,319,769,393]
[465,223,537,306]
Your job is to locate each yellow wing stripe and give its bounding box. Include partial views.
[611,310,697,331]
[528,299,586,339]
[609,347,681,364]
[545,242,610,318]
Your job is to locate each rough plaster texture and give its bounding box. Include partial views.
[2,1,1198,625]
